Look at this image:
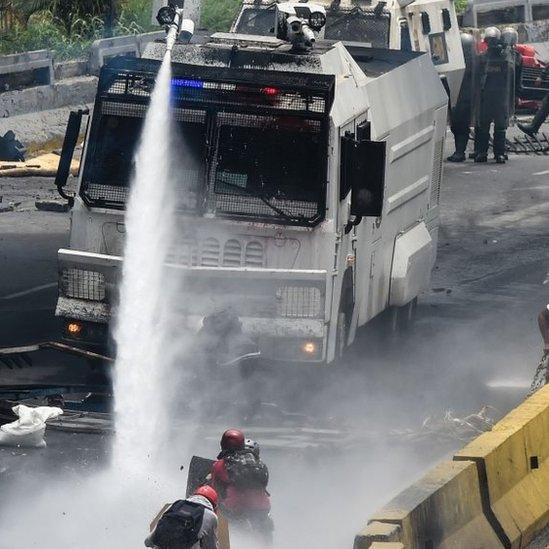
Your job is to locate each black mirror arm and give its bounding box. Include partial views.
[344,215,363,234]
[55,109,88,208]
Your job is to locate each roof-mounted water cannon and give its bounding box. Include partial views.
[156,1,195,52]
[275,2,327,52]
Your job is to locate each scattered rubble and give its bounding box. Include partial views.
[35,199,70,213]
[392,406,497,443]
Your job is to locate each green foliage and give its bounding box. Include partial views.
[453,0,469,14]
[200,0,241,31]
[0,0,155,59]
[116,0,155,34]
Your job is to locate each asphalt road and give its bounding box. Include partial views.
[1,148,549,548]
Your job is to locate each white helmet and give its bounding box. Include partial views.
[501,27,518,47]
[244,438,260,458]
[484,26,501,48]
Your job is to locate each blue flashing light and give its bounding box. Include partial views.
[171,78,204,89]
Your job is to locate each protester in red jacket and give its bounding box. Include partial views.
[211,429,273,542]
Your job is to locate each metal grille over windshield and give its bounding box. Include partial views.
[209,113,323,222]
[325,10,390,48]
[80,59,333,226]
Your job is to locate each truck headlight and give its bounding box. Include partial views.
[276,286,322,318]
[61,268,106,301]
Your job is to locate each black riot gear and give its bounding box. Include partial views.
[474,30,516,163]
[447,33,477,162]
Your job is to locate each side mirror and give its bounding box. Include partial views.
[55,109,88,207]
[341,134,386,219]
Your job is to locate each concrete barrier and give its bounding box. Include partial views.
[0,77,97,118]
[88,31,164,74]
[0,50,54,90]
[455,384,549,548]
[354,460,502,548]
[356,385,549,548]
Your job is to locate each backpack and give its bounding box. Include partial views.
[225,451,269,490]
[151,500,205,549]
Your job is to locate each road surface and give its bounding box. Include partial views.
[1,148,549,548]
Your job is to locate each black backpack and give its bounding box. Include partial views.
[151,500,205,549]
[225,451,269,490]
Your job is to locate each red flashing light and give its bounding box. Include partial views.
[262,86,280,96]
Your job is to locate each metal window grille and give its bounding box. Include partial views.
[276,286,322,318]
[430,139,444,206]
[325,11,391,48]
[208,111,323,221]
[102,72,329,115]
[61,269,106,301]
[86,183,129,204]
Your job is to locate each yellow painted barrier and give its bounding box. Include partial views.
[454,384,549,548]
[354,460,502,548]
[355,385,549,548]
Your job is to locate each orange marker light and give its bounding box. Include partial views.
[302,341,316,355]
[67,322,83,336]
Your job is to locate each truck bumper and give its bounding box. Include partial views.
[56,249,329,362]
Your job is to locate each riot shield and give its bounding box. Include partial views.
[186,455,215,497]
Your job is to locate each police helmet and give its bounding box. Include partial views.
[501,27,518,47]
[460,32,476,61]
[484,26,501,48]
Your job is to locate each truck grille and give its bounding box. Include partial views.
[169,237,265,268]
[61,268,106,301]
[276,286,322,318]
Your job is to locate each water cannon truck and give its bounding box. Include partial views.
[53,1,448,366]
[232,0,465,106]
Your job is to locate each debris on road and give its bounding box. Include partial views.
[35,199,70,213]
[0,131,25,162]
[0,153,79,178]
[393,407,497,443]
[0,404,63,448]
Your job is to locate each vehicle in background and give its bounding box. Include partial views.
[461,0,549,29]
[231,0,465,106]
[54,3,448,366]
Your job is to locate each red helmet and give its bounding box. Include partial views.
[194,485,218,509]
[220,429,245,452]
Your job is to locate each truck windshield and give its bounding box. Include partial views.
[82,108,325,224]
[82,106,206,208]
[324,11,391,47]
[235,7,275,35]
[208,113,324,222]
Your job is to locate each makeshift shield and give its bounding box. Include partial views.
[186,455,215,497]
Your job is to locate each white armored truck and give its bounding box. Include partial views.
[54,3,448,365]
[233,0,465,105]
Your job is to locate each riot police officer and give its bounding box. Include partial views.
[447,32,477,162]
[474,27,515,164]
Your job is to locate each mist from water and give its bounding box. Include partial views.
[112,53,178,472]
